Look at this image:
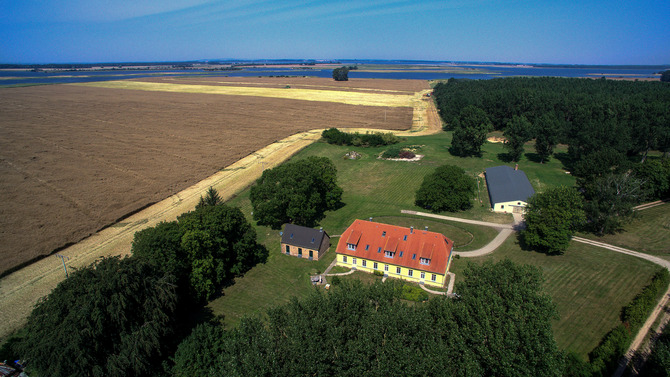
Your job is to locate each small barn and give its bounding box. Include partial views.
[281,224,330,261]
[485,165,535,213]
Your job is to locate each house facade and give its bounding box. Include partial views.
[485,165,536,213]
[335,219,454,287]
[281,223,330,261]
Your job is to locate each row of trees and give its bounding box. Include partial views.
[170,260,565,376]
[12,189,268,377]
[321,127,400,147]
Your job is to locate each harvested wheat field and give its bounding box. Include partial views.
[0,78,427,276]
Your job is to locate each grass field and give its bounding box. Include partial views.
[75,80,417,107]
[205,130,657,360]
[578,204,670,255]
[448,236,660,358]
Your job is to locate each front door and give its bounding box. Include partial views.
[298,248,302,257]
[285,245,290,255]
[309,250,313,260]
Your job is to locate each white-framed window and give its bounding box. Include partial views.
[396,267,401,274]
[420,271,425,279]
[384,264,389,272]
[362,260,367,267]
[431,274,437,282]
[408,270,413,277]
[373,262,378,269]
[347,243,356,251]
[384,251,395,258]
[343,256,347,263]
[420,257,430,265]
[352,258,357,265]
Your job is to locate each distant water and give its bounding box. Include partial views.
[0,61,666,86]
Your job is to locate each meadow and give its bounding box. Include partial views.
[209,131,660,359]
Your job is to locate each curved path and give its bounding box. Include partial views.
[400,210,521,257]
[0,90,441,339]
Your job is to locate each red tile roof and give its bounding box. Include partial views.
[336,219,453,275]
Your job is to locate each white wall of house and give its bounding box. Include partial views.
[492,200,528,213]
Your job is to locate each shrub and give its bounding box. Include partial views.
[398,150,416,159]
[588,325,631,377]
[382,146,403,158]
[396,283,429,302]
[621,269,669,328]
[373,270,384,277]
[321,128,399,147]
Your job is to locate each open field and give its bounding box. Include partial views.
[76,79,421,107]
[578,203,670,255]
[0,78,423,275]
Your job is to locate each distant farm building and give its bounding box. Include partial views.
[281,224,330,261]
[335,219,454,287]
[485,165,535,213]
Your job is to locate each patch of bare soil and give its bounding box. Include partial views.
[0,81,416,275]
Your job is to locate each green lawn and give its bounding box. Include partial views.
[449,236,660,358]
[578,203,670,255]
[209,131,658,360]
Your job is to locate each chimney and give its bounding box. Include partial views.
[425,226,428,231]
[410,226,414,234]
[515,164,518,171]
[319,227,323,232]
[369,217,373,222]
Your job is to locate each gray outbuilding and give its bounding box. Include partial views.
[485,165,535,213]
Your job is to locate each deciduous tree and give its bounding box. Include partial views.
[503,114,533,161]
[415,164,475,212]
[521,186,586,254]
[250,157,343,229]
[18,257,178,377]
[332,66,349,81]
[583,173,646,235]
[449,105,492,157]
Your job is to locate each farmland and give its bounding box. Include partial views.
[0,78,426,275]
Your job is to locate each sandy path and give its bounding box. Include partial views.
[0,92,440,339]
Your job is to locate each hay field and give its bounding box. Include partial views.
[0,78,426,276]
[76,79,416,107]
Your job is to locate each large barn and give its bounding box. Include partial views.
[335,219,454,287]
[485,165,535,213]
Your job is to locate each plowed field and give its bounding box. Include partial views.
[0,78,427,275]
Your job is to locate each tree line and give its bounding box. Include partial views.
[5,188,268,377]
[171,260,565,377]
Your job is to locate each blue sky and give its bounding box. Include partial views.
[1,0,668,64]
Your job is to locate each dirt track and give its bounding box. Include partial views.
[0,78,435,338]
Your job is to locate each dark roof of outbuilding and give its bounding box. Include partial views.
[281,223,329,249]
[485,165,535,205]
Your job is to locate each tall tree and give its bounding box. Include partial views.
[503,114,533,161]
[583,173,646,235]
[533,113,560,163]
[196,186,222,209]
[449,105,493,157]
[415,164,475,212]
[661,70,670,83]
[521,186,586,254]
[250,156,343,229]
[18,257,178,377]
[332,66,349,81]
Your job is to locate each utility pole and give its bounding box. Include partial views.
[55,254,70,278]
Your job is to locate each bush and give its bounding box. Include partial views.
[621,269,669,328]
[395,283,429,302]
[321,128,399,147]
[588,325,631,377]
[398,150,416,159]
[373,270,384,277]
[382,146,402,158]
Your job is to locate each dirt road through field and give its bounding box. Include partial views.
[0,89,440,339]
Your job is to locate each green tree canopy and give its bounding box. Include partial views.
[415,164,475,212]
[332,66,349,81]
[661,70,670,82]
[171,260,563,376]
[533,113,560,163]
[18,257,178,377]
[250,156,343,229]
[449,105,493,157]
[132,205,267,302]
[521,186,586,254]
[503,114,533,161]
[583,173,646,235]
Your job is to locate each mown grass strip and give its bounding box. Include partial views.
[72,80,415,107]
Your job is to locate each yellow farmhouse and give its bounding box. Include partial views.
[335,219,454,288]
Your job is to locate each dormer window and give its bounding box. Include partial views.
[347,243,357,251]
[420,257,430,265]
[385,250,395,258]
[382,231,386,237]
